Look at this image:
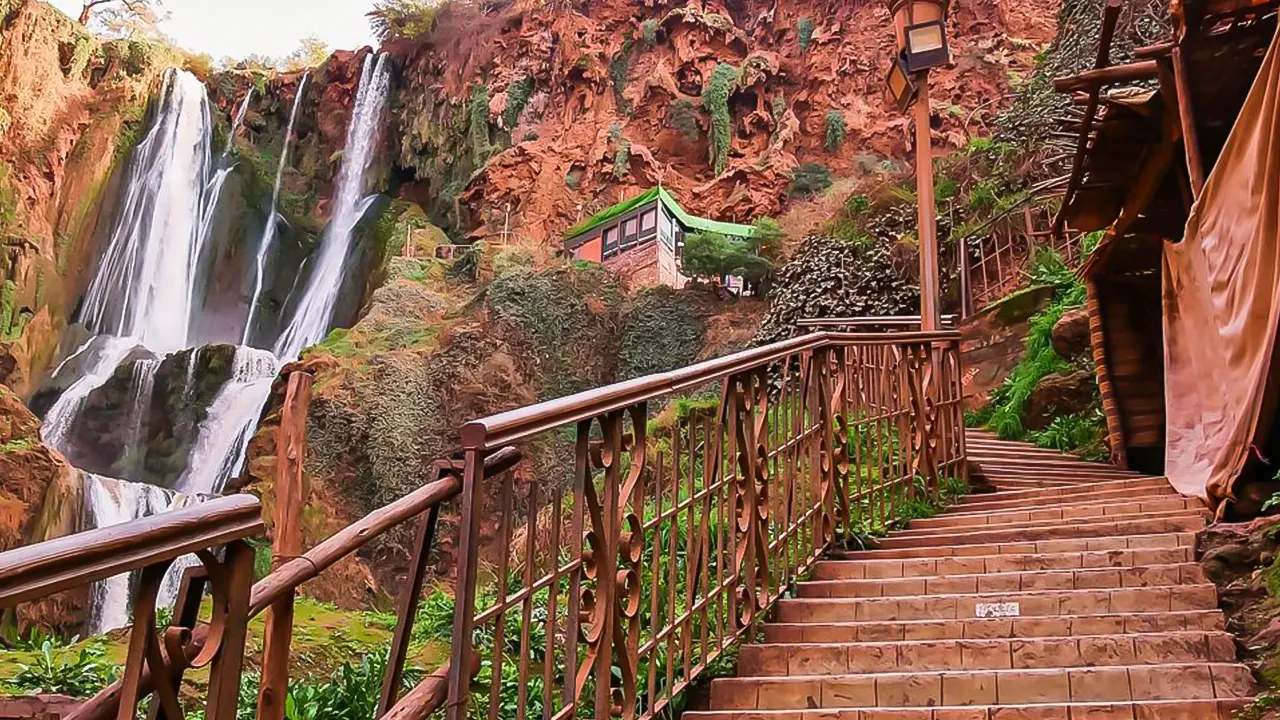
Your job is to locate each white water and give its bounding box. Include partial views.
[226,88,253,156]
[275,54,391,360]
[176,346,279,495]
[119,358,160,478]
[244,72,310,346]
[84,474,181,634]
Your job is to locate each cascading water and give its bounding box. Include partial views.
[226,88,253,156]
[244,72,310,347]
[37,59,393,632]
[276,54,391,360]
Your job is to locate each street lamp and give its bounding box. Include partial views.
[885,0,950,332]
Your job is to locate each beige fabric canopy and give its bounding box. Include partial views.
[1163,25,1280,506]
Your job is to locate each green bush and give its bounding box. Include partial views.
[502,75,534,129]
[797,18,815,51]
[668,98,701,142]
[618,288,702,379]
[8,640,118,698]
[613,139,631,179]
[789,162,832,197]
[640,18,659,44]
[824,110,847,152]
[368,0,443,41]
[702,63,738,174]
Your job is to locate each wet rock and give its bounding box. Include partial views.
[1051,307,1091,359]
[1022,369,1097,431]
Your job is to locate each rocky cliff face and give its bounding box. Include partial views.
[0,0,187,395]
[384,0,1057,245]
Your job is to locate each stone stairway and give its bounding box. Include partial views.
[966,430,1148,491]
[687,475,1256,720]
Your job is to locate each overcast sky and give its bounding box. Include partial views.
[48,0,380,61]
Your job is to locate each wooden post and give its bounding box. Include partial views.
[257,372,313,720]
[1172,46,1206,197]
[915,80,941,332]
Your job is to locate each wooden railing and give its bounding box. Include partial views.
[0,495,264,720]
[443,329,966,720]
[1,329,966,720]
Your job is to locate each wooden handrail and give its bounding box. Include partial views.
[797,316,959,329]
[461,330,961,449]
[0,494,263,607]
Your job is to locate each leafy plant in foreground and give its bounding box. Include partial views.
[9,639,118,697]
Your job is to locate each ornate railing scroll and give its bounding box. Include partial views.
[0,495,264,720]
[445,329,966,720]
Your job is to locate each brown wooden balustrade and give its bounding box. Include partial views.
[0,494,264,720]
[444,329,966,720]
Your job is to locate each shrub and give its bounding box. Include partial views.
[797,18,815,51]
[618,288,702,379]
[824,110,847,152]
[702,63,739,174]
[613,139,631,179]
[789,162,832,197]
[9,640,118,698]
[750,217,786,260]
[368,0,442,41]
[502,75,534,129]
[640,18,659,45]
[668,98,701,142]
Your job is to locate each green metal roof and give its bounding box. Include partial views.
[564,187,756,241]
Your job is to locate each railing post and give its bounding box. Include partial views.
[257,371,312,720]
[207,540,256,720]
[446,448,484,720]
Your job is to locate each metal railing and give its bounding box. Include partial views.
[1,329,965,720]
[443,329,966,720]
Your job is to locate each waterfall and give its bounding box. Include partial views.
[226,88,253,156]
[176,346,279,496]
[275,54,390,361]
[41,336,137,452]
[119,358,160,479]
[243,72,310,347]
[83,474,181,634]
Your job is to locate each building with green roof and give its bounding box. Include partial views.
[564,188,756,274]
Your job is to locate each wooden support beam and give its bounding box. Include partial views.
[1134,41,1177,58]
[1172,46,1207,196]
[1053,61,1160,93]
[257,372,313,720]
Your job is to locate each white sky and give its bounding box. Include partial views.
[48,0,380,61]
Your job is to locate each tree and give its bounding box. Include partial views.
[78,0,163,35]
[702,63,739,175]
[285,35,330,71]
[825,110,847,152]
[682,231,771,290]
[368,0,441,42]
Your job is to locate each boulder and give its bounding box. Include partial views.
[1022,369,1097,431]
[1051,307,1092,359]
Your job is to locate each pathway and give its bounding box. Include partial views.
[686,439,1255,719]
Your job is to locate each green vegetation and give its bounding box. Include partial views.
[6,639,117,698]
[0,108,9,139]
[503,75,534,129]
[668,98,701,143]
[618,288,702,380]
[824,111,847,152]
[368,0,444,41]
[797,18,815,52]
[681,232,771,289]
[611,40,634,109]
[613,139,631,179]
[789,162,832,197]
[702,63,738,175]
[470,83,492,167]
[0,438,35,454]
[0,280,17,339]
[640,18,659,45]
[750,217,785,261]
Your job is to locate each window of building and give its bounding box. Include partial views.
[602,226,620,257]
[622,217,639,247]
[640,209,657,236]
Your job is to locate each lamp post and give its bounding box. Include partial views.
[886,0,950,332]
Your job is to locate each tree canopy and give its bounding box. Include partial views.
[79,0,165,39]
[682,231,771,287]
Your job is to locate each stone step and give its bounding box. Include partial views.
[685,699,1251,719]
[953,484,1178,514]
[774,584,1218,623]
[923,497,1204,529]
[890,509,1209,539]
[705,663,1254,708]
[831,533,1196,561]
[798,564,1206,597]
[817,547,1195,579]
[955,478,1173,506]
[971,460,1145,478]
[737,632,1237,677]
[762,611,1226,643]
[985,479,1091,490]
[875,516,1206,550]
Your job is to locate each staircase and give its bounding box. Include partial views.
[687,453,1256,719]
[967,430,1148,491]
